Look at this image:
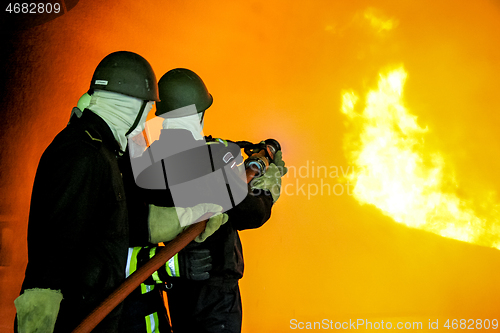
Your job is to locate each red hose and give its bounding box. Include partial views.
[72,217,209,333]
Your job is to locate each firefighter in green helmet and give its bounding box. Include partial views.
[124,68,286,333]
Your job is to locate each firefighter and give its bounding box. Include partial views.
[126,68,286,333]
[14,51,159,333]
[14,53,227,333]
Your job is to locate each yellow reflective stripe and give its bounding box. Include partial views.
[149,247,157,259]
[206,138,228,147]
[145,313,153,333]
[141,283,154,294]
[127,247,155,294]
[85,130,102,142]
[166,254,180,277]
[148,248,162,284]
[153,312,160,332]
[140,283,147,294]
[127,247,141,277]
[151,270,161,284]
[166,257,173,276]
[218,138,229,147]
[174,255,180,276]
[145,312,160,333]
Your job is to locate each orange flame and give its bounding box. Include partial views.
[341,67,500,249]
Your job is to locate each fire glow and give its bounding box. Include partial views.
[341,67,500,249]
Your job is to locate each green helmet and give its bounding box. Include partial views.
[155,68,213,116]
[90,51,160,102]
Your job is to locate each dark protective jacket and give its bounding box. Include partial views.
[19,111,129,332]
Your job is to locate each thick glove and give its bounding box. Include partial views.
[14,288,63,333]
[250,150,287,202]
[250,163,283,202]
[273,151,288,176]
[148,203,227,244]
[166,246,212,281]
[148,205,183,243]
[195,212,229,242]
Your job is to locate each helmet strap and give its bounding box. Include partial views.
[199,111,205,129]
[125,100,148,136]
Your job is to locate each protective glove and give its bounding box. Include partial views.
[14,288,63,333]
[166,246,212,280]
[148,203,228,244]
[195,212,229,242]
[250,163,282,202]
[273,151,288,176]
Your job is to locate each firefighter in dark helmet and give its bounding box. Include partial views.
[14,51,160,333]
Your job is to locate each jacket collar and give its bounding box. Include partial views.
[77,110,122,154]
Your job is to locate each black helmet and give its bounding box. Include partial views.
[155,68,213,116]
[90,51,160,102]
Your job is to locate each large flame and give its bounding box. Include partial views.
[341,67,500,249]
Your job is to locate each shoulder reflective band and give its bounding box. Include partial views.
[206,138,228,147]
[217,138,229,147]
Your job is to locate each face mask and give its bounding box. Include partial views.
[89,90,150,152]
[162,114,205,141]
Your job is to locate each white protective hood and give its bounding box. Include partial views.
[162,112,204,141]
[88,90,153,152]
